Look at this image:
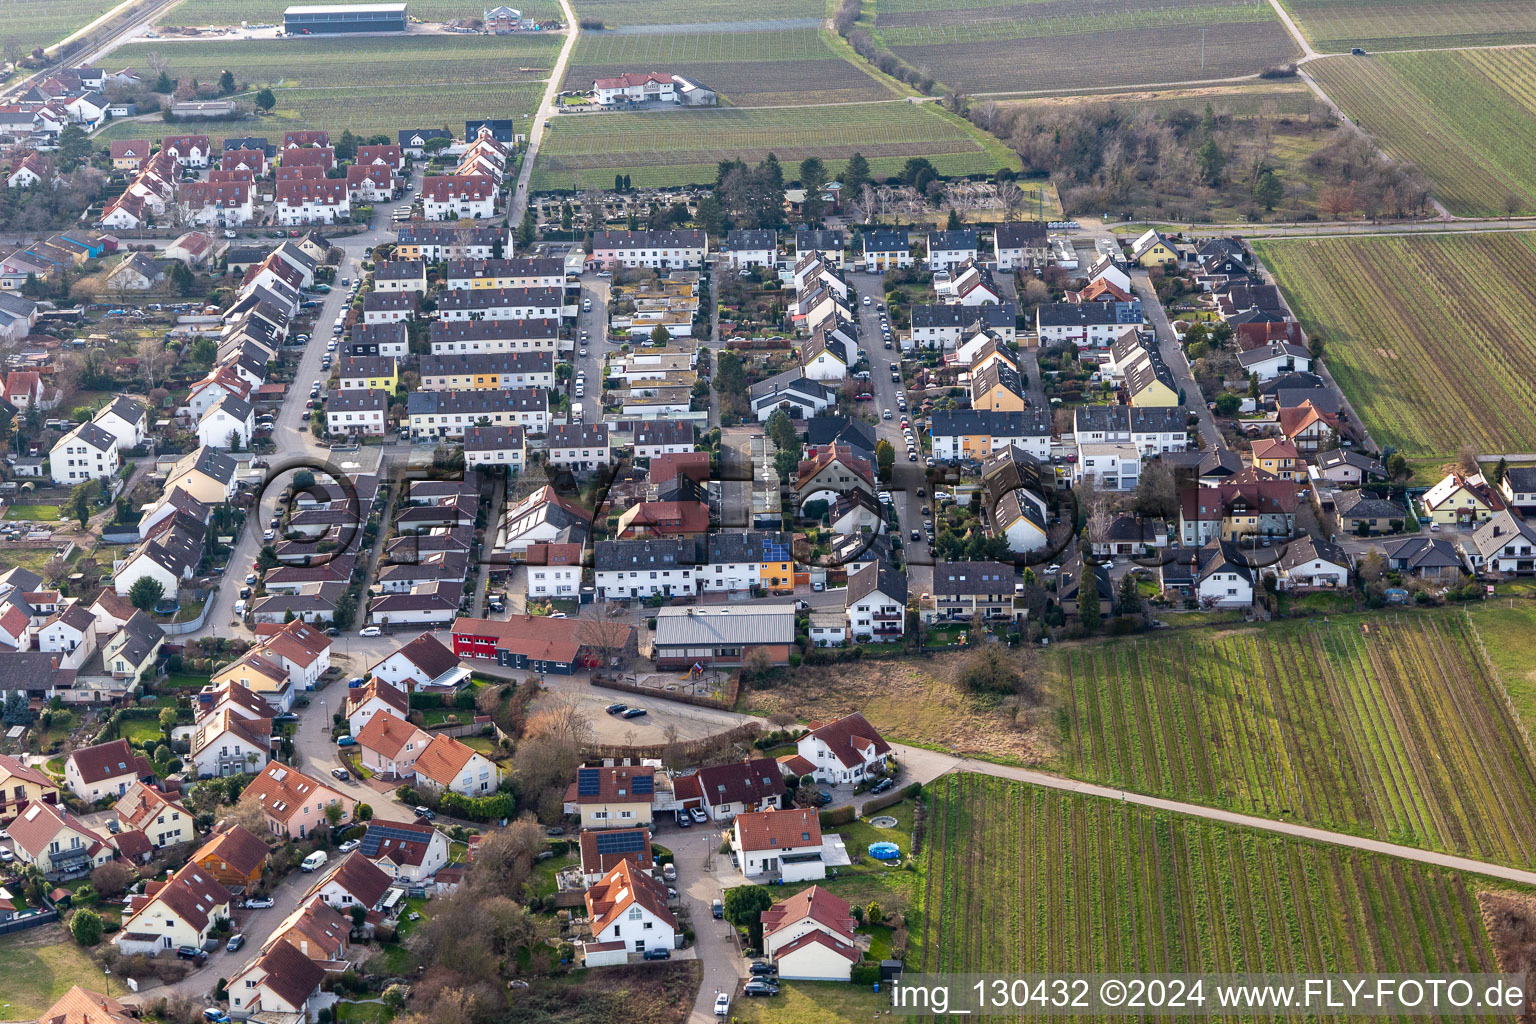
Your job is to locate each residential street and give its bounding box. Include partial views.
[1128,268,1221,450]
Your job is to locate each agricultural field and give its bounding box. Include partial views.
[874,0,1299,95]
[569,0,824,28]
[562,29,896,106]
[99,34,558,139]
[922,775,1510,992]
[1001,79,1322,117]
[1047,613,1536,866]
[1278,0,1536,51]
[1254,233,1536,457]
[532,101,1019,191]
[165,0,560,25]
[1465,601,1536,747]
[6,0,119,57]
[1308,50,1536,216]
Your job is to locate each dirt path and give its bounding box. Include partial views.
[509,0,578,228]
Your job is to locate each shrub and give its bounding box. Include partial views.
[70,907,103,946]
[851,962,881,985]
[819,804,856,828]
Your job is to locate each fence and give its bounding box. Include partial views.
[0,907,59,936]
[589,673,739,710]
[586,721,760,763]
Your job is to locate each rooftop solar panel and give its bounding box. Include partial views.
[594,830,647,856]
[632,775,654,795]
[577,767,601,796]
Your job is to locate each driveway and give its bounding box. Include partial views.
[1128,268,1222,450]
[655,815,747,1023]
[118,856,318,1005]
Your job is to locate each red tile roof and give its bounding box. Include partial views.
[307,851,391,910]
[584,859,676,934]
[760,885,855,942]
[806,712,890,770]
[563,765,655,805]
[734,807,822,853]
[411,733,480,788]
[191,824,270,878]
[68,739,152,786]
[354,710,425,761]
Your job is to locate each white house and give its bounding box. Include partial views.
[355,710,432,779]
[926,229,978,271]
[993,221,1047,272]
[720,229,776,270]
[993,487,1049,554]
[197,395,254,450]
[463,424,528,471]
[1462,510,1536,576]
[589,228,706,270]
[273,180,350,226]
[584,860,677,955]
[525,541,582,601]
[762,886,860,980]
[546,423,610,471]
[411,733,502,797]
[35,604,98,671]
[749,370,836,421]
[50,422,118,485]
[189,706,272,779]
[421,174,496,220]
[344,679,409,736]
[800,330,848,382]
[367,632,470,692]
[731,807,827,883]
[325,389,390,437]
[1195,541,1255,608]
[113,861,232,955]
[64,739,152,803]
[227,939,326,1020]
[844,562,906,643]
[92,397,148,449]
[360,819,450,883]
[594,539,697,601]
[1272,536,1350,591]
[1237,341,1312,382]
[795,712,890,786]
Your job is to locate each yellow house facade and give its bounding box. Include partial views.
[759,557,794,592]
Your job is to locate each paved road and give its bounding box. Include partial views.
[847,272,931,593]
[510,0,579,228]
[670,813,747,1023]
[1128,268,1221,450]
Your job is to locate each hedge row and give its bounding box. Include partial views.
[860,781,922,815]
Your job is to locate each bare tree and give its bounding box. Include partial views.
[138,334,170,391]
[146,51,169,79]
[996,180,1024,221]
[512,696,592,819]
[576,614,634,671]
[2,38,20,71]
[467,815,545,897]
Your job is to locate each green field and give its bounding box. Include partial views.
[1255,233,1536,458]
[1309,50,1536,216]
[563,28,896,106]
[99,34,558,138]
[166,0,560,24]
[0,923,110,1018]
[1001,79,1322,116]
[1279,0,1536,51]
[1049,613,1536,866]
[922,775,1510,994]
[569,0,824,28]
[8,0,120,56]
[872,0,1299,95]
[532,102,1019,190]
[1465,601,1536,746]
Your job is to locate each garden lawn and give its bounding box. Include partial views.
[1256,233,1536,457]
[531,102,1018,191]
[0,923,107,1018]
[333,1002,394,1024]
[118,717,165,746]
[4,504,62,521]
[1047,611,1536,866]
[728,981,885,1023]
[99,34,559,139]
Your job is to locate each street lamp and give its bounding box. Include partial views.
[103,967,110,997]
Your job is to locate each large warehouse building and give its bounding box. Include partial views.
[284,2,408,33]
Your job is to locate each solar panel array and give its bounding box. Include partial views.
[594,830,648,856]
[762,536,790,562]
[359,822,425,857]
[577,768,601,796]
[632,774,654,795]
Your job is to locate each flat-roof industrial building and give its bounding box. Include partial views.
[652,605,796,669]
[284,3,408,33]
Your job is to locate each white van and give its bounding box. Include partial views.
[301,851,328,873]
[233,599,247,616]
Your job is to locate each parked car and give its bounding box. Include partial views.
[604,703,627,715]
[714,993,731,1016]
[105,818,121,834]
[336,735,356,747]
[359,626,382,637]
[338,839,361,853]
[662,863,677,882]
[743,980,779,997]
[415,805,436,820]
[870,777,895,794]
[242,897,274,909]
[176,945,208,963]
[0,848,14,863]
[226,933,246,953]
[815,790,833,806]
[274,712,299,723]
[689,807,708,823]
[749,961,777,977]
[642,947,672,960]
[301,851,328,873]
[711,899,724,919]
[622,706,647,718]
[675,810,692,828]
[204,1008,229,1023]
[331,768,350,782]
[544,826,565,837]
